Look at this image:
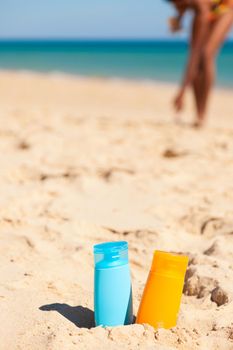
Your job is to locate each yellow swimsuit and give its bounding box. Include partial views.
[210,0,233,20]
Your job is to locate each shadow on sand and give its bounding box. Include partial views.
[39,303,95,329]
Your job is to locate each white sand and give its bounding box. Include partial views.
[0,72,232,349]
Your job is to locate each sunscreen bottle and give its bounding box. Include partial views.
[136,251,188,329]
[94,241,133,327]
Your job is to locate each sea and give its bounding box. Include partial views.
[0,40,232,88]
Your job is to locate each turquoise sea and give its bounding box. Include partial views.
[0,40,232,88]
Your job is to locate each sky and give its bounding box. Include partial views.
[0,0,183,39]
[0,0,232,40]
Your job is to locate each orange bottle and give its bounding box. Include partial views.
[136,251,188,329]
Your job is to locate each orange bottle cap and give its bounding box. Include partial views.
[151,251,189,278]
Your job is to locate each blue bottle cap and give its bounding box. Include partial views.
[94,241,128,269]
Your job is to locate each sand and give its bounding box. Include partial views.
[0,71,233,350]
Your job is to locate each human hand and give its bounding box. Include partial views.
[168,16,182,32]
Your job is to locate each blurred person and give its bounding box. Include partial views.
[166,0,233,127]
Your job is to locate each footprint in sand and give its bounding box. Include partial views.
[180,209,233,237]
[200,217,233,237]
[184,268,218,299]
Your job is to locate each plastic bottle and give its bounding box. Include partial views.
[94,241,133,327]
[136,250,188,329]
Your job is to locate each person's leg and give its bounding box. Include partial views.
[191,14,208,119]
[197,10,233,126]
[192,64,203,118]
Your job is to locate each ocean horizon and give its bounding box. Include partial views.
[0,39,233,88]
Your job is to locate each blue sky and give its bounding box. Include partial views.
[0,0,184,39]
[0,0,232,39]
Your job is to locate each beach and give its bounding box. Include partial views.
[0,71,233,349]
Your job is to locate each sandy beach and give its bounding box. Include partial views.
[0,71,233,349]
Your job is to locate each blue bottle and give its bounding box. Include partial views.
[94,241,133,327]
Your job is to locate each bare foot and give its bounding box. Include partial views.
[192,119,206,129]
[174,94,184,112]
